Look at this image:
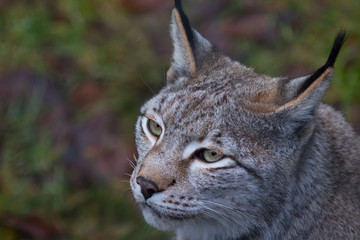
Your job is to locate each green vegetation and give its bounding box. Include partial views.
[0,0,358,239]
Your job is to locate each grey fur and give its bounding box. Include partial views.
[130,2,360,240]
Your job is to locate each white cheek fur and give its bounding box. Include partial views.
[183,141,202,159]
[190,158,235,171]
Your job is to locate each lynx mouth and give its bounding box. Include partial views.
[142,202,197,220]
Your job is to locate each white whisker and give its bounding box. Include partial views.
[123,172,132,177]
[137,74,155,95]
[133,153,138,163]
[119,180,130,184]
[127,158,136,169]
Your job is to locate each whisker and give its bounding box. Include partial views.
[123,172,132,177]
[137,74,155,95]
[200,203,238,228]
[163,67,168,85]
[127,158,136,169]
[133,153,138,163]
[119,180,130,184]
[202,200,240,212]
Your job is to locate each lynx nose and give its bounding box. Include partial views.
[136,176,159,200]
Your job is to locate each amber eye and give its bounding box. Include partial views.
[147,119,162,137]
[194,149,224,163]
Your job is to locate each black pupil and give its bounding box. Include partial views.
[210,151,216,156]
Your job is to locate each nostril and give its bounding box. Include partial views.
[147,188,155,197]
[136,176,159,200]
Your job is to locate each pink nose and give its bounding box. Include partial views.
[136,176,159,200]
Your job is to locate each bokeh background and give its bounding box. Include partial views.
[0,0,359,239]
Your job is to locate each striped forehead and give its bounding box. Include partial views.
[141,89,223,132]
[142,90,205,115]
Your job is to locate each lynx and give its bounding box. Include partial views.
[130,0,360,239]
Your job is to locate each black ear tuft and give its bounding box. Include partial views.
[174,0,195,49]
[297,30,347,95]
[325,30,347,68]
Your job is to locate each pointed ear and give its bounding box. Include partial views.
[167,0,213,84]
[275,31,347,126]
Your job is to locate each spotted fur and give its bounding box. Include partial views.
[130,1,360,239]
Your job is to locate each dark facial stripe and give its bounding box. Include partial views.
[235,161,263,180]
[206,165,237,172]
[157,95,170,113]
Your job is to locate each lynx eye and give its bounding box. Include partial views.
[147,119,162,137]
[195,149,224,163]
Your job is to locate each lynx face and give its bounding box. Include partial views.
[130,0,349,239]
[131,74,296,237]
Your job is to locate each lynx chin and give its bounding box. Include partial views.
[130,0,360,239]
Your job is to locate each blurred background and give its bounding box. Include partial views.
[0,0,359,239]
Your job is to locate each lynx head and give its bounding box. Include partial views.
[130,0,346,238]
